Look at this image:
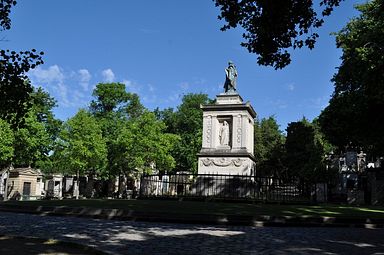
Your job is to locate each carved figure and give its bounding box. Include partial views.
[224,61,238,93]
[201,158,245,167]
[219,121,230,146]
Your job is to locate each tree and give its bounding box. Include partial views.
[157,93,212,174]
[1,1,44,126]
[154,107,177,134]
[28,87,62,171]
[12,110,51,167]
[54,110,107,189]
[2,87,61,170]
[213,0,344,69]
[117,111,179,174]
[89,83,145,179]
[90,82,144,119]
[0,118,14,167]
[0,0,16,31]
[0,53,43,127]
[319,0,384,155]
[285,118,329,182]
[254,116,285,176]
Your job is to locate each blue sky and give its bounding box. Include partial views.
[4,0,363,130]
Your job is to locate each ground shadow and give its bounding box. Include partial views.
[0,212,384,254]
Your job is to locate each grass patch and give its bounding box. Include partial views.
[2,199,384,219]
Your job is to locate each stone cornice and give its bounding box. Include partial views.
[201,103,257,118]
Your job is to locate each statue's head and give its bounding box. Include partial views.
[228,60,234,66]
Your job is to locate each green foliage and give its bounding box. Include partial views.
[0,84,59,169]
[29,88,62,172]
[13,110,51,167]
[0,1,44,127]
[285,119,328,182]
[90,82,128,114]
[319,0,384,155]
[99,117,127,177]
[154,107,177,133]
[6,87,62,171]
[173,94,207,173]
[213,0,343,69]
[312,118,334,155]
[157,93,211,173]
[90,82,144,118]
[117,111,179,174]
[89,83,145,177]
[0,0,16,31]
[30,87,62,142]
[54,109,107,177]
[254,116,285,176]
[0,118,14,166]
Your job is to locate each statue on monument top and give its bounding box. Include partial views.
[224,61,238,93]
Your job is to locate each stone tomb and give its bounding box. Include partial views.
[197,92,256,176]
[5,167,43,200]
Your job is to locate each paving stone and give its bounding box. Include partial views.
[0,212,384,254]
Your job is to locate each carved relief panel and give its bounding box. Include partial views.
[205,115,212,147]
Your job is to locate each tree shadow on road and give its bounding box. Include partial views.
[0,235,105,255]
[1,213,384,254]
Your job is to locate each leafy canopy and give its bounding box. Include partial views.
[117,111,179,174]
[319,0,384,155]
[285,118,329,182]
[0,0,16,31]
[254,116,285,176]
[213,0,344,69]
[89,83,145,177]
[12,110,51,167]
[0,1,44,126]
[54,109,107,177]
[156,93,211,173]
[0,118,14,166]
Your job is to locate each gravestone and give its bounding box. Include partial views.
[197,62,256,176]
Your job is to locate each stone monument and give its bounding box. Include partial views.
[197,61,256,176]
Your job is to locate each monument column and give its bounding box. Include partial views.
[197,62,256,176]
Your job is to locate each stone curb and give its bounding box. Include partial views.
[0,204,383,229]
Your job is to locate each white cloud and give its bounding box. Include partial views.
[28,65,91,109]
[123,79,141,94]
[102,68,115,82]
[168,93,180,102]
[307,96,329,109]
[148,84,155,92]
[179,82,189,90]
[29,65,64,84]
[78,69,91,91]
[287,83,295,91]
[56,82,70,106]
[143,94,158,104]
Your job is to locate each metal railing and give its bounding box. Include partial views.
[139,174,313,202]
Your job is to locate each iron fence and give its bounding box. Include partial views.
[139,174,313,202]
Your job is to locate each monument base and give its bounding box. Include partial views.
[197,153,256,176]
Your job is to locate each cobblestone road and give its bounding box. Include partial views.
[1,212,384,255]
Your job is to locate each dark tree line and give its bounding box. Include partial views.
[319,0,384,156]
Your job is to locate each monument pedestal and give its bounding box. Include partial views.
[197,92,256,176]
